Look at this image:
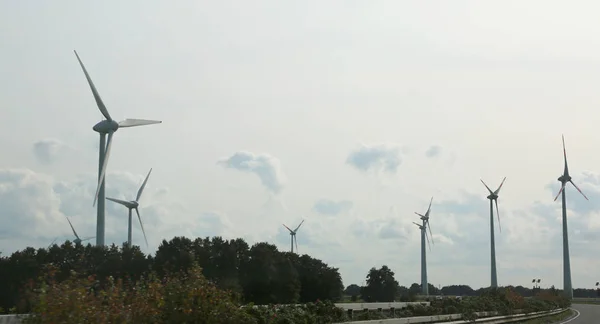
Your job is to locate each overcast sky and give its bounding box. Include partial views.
[2,1,600,291]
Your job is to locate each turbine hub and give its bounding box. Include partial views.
[487,194,498,200]
[93,119,119,134]
[558,175,571,182]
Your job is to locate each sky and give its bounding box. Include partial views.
[2,0,600,291]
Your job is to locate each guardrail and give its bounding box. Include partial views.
[335,308,567,324]
[0,314,27,324]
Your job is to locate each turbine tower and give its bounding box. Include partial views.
[65,216,95,245]
[106,168,152,248]
[414,197,434,296]
[283,220,304,253]
[480,177,506,288]
[73,50,162,246]
[553,135,588,300]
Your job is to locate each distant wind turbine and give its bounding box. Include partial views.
[106,168,152,248]
[283,220,304,253]
[73,50,162,246]
[414,197,434,296]
[65,216,95,245]
[480,177,506,288]
[554,135,588,300]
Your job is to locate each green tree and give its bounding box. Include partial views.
[360,265,398,302]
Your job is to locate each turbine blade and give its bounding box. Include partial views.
[495,199,502,233]
[480,179,494,195]
[569,180,589,201]
[73,50,112,121]
[427,220,434,245]
[562,135,569,175]
[106,197,131,207]
[425,197,433,216]
[282,224,293,232]
[93,131,114,207]
[294,219,305,232]
[82,237,95,241]
[494,177,507,195]
[554,184,565,202]
[118,119,162,128]
[65,216,80,240]
[135,208,149,247]
[425,231,431,251]
[136,168,153,202]
[412,222,421,227]
[414,212,425,217]
[294,235,299,254]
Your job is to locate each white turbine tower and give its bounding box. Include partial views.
[553,135,588,300]
[283,220,304,253]
[74,50,162,246]
[65,216,95,245]
[106,168,152,248]
[414,197,434,296]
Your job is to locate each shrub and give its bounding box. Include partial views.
[23,263,255,324]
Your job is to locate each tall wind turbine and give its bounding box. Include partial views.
[554,135,588,300]
[106,168,152,248]
[414,197,434,296]
[65,216,95,245]
[283,220,304,253]
[480,177,506,288]
[74,50,162,246]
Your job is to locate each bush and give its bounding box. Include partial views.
[23,263,255,324]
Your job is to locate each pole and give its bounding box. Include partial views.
[562,188,573,299]
[128,208,132,248]
[421,224,428,296]
[490,199,498,288]
[96,133,106,246]
[291,234,294,253]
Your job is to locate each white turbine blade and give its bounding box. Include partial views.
[480,179,494,195]
[65,216,80,240]
[554,184,565,202]
[427,220,434,245]
[425,197,433,216]
[569,180,589,201]
[282,224,293,233]
[495,199,502,233]
[135,208,149,247]
[73,50,112,121]
[118,119,162,128]
[106,197,131,207]
[136,168,153,202]
[562,135,569,174]
[294,235,299,254]
[93,131,114,207]
[82,236,95,241]
[294,219,305,232]
[414,212,425,217]
[494,177,507,195]
[425,231,431,251]
[412,221,421,227]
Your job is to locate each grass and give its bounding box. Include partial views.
[512,309,573,324]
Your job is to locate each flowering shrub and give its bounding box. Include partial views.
[23,263,255,324]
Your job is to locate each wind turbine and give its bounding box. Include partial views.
[480,177,506,288]
[283,220,304,253]
[65,216,95,245]
[414,197,434,296]
[74,50,162,246]
[106,168,152,248]
[553,135,588,300]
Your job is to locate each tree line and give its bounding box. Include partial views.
[344,265,600,302]
[0,236,344,313]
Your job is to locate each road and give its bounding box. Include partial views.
[561,303,600,323]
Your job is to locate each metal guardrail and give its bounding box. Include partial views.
[335,308,566,324]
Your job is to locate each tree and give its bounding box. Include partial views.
[360,265,398,302]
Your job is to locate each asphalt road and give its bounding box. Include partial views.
[561,304,600,323]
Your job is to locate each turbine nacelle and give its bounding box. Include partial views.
[558,174,572,183]
[486,193,498,200]
[93,120,119,133]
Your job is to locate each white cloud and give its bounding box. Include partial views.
[346,143,404,174]
[312,199,353,216]
[218,151,286,194]
[32,138,68,165]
